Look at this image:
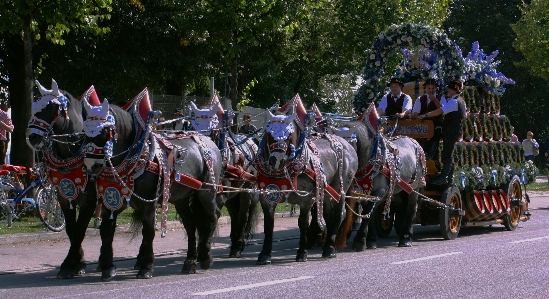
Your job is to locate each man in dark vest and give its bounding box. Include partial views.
[412,78,446,159]
[377,77,412,118]
[418,80,467,185]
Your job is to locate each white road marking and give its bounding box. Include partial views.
[192,276,315,296]
[509,235,549,244]
[391,252,463,265]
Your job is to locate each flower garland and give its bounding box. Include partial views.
[499,116,512,141]
[507,142,518,163]
[463,116,474,142]
[487,142,500,166]
[354,22,464,112]
[466,142,479,165]
[470,114,483,142]
[480,114,493,141]
[491,115,503,141]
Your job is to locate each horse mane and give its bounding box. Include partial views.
[344,121,371,170]
[107,104,137,163]
[58,89,84,134]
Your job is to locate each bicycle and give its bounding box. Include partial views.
[0,164,66,232]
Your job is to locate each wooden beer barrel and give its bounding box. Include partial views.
[464,191,486,221]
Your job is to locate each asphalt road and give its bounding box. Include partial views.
[1,191,549,299]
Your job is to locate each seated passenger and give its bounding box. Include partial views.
[412,78,446,159]
[377,77,412,119]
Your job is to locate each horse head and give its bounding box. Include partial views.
[190,101,220,135]
[264,108,297,170]
[26,79,72,151]
[82,98,116,171]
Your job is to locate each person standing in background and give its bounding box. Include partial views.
[510,127,518,143]
[522,131,539,162]
[0,102,14,164]
[239,114,257,135]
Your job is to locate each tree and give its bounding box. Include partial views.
[443,0,549,164]
[0,0,111,166]
[512,0,549,81]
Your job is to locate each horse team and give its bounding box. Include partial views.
[26,79,427,281]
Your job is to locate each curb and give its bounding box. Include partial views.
[0,212,298,246]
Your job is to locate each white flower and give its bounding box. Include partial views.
[375,61,381,66]
[370,54,376,60]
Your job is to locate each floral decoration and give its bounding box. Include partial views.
[354,22,464,112]
[462,41,516,96]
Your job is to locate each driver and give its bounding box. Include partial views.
[377,77,412,119]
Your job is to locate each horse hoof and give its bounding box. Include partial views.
[182,260,197,274]
[229,248,242,258]
[57,269,75,279]
[74,263,86,276]
[198,253,213,270]
[398,237,412,247]
[136,268,153,279]
[352,241,366,252]
[322,252,337,259]
[256,255,272,265]
[295,252,307,262]
[366,240,377,249]
[101,266,117,282]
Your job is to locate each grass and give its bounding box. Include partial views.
[0,202,295,235]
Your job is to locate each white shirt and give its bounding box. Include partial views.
[441,94,466,115]
[378,92,412,114]
[412,94,447,113]
[522,138,539,156]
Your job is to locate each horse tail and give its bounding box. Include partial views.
[243,194,259,240]
[335,196,356,249]
[129,209,144,242]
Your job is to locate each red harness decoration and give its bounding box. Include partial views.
[49,166,88,201]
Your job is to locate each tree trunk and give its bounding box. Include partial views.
[9,17,34,168]
[230,57,238,110]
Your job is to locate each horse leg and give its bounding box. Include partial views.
[322,198,344,258]
[296,205,310,262]
[99,209,119,281]
[225,194,245,258]
[257,201,275,265]
[396,192,419,247]
[135,202,156,279]
[352,200,379,251]
[306,205,322,249]
[58,198,94,279]
[175,199,198,274]
[196,195,220,270]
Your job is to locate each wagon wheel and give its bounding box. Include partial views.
[439,185,462,240]
[503,175,521,231]
[375,202,394,238]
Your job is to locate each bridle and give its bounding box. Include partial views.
[26,95,71,149]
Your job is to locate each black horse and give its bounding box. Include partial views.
[84,95,224,274]
[26,80,97,278]
[254,101,358,264]
[80,92,165,280]
[189,100,259,258]
[334,104,426,250]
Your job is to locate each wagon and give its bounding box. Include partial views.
[374,84,532,240]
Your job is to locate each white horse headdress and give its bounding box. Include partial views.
[33,79,68,115]
[82,99,115,137]
[190,101,220,135]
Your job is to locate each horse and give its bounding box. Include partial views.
[188,100,259,258]
[82,95,224,274]
[334,104,426,250]
[26,79,98,279]
[80,92,165,280]
[254,98,358,264]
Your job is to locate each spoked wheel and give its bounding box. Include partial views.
[36,186,65,232]
[503,175,521,231]
[375,203,394,238]
[439,185,462,240]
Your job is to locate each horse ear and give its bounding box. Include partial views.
[51,79,60,96]
[190,101,198,112]
[101,98,109,111]
[267,109,275,122]
[82,97,92,114]
[210,101,220,114]
[35,80,47,96]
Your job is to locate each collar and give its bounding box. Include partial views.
[390,92,403,98]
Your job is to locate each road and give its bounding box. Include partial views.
[1,191,549,299]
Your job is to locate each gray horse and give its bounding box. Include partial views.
[254,101,358,264]
[335,104,426,249]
